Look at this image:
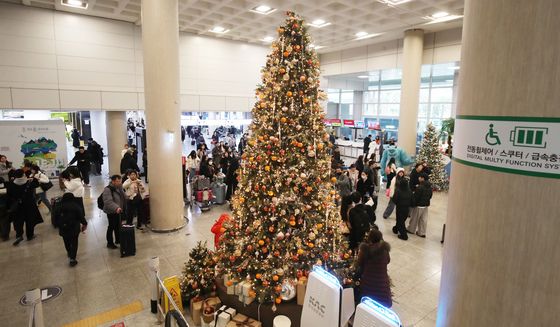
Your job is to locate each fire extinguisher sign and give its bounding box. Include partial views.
[454,115,560,179]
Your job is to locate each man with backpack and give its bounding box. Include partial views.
[348,192,374,252]
[58,192,87,267]
[99,175,126,249]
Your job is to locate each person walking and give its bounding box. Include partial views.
[58,192,87,267]
[122,170,146,229]
[68,146,91,186]
[120,149,140,175]
[348,192,373,252]
[407,173,433,238]
[7,169,42,246]
[225,154,239,201]
[355,229,392,307]
[30,165,53,214]
[363,134,372,157]
[391,179,413,240]
[60,167,85,218]
[71,128,81,148]
[382,163,401,219]
[87,139,104,176]
[0,177,10,241]
[102,175,126,249]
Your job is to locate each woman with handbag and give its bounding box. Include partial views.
[7,169,42,246]
[30,165,53,214]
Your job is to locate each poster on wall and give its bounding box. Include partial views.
[0,120,68,178]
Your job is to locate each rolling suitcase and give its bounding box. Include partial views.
[212,182,226,204]
[196,189,213,202]
[120,224,136,257]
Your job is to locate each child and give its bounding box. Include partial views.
[211,213,231,249]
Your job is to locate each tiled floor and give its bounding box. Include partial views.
[0,170,446,327]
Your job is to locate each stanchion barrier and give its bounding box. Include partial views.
[26,288,44,327]
[149,257,189,326]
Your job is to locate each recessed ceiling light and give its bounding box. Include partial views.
[250,5,277,15]
[431,11,449,19]
[308,19,331,28]
[262,36,274,42]
[357,75,369,79]
[380,0,412,5]
[449,66,460,70]
[355,31,369,38]
[209,26,229,34]
[309,44,325,50]
[425,14,463,24]
[61,0,88,9]
[355,32,382,40]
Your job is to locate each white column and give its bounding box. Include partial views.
[106,111,127,176]
[90,110,108,154]
[141,0,184,231]
[397,29,424,155]
[24,110,51,120]
[437,1,560,326]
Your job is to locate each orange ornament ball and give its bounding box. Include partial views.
[283,51,290,57]
[258,239,265,246]
[226,280,233,287]
[297,249,304,255]
[256,273,262,279]
[272,275,279,282]
[280,117,287,123]
[275,285,282,293]
[289,221,296,226]
[279,67,286,74]
[300,75,306,82]
[260,102,267,108]
[308,242,315,248]
[316,223,324,229]
[249,290,257,298]
[330,177,337,183]
[275,297,282,304]
[286,91,293,97]
[303,98,310,103]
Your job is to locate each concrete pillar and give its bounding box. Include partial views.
[106,111,127,176]
[141,0,184,231]
[90,110,108,156]
[397,29,423,155]
[437,1,560,326]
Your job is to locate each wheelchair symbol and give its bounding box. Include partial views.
[485,124,501,145]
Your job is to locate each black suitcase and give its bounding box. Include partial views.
[120,224,136,257]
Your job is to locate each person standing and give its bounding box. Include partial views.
[68,146,91,186]
[186,150,200,181]
[409,163,424,192]
[121,144,129,158]
[225,154,239,202]
[7,169,42,245]
[0,177,9,241]
[355,229,392,308]
[142,148,148,183]
[357,171,375,199]
[335,168,353,199]
[30,165,53,214]
[363,134,372,157]
[348,164,360,192]
[355,155,365,174]
[370,136,382,163]
[348,192,373,252]
[87,139,104,176]
[391,179,413,240]
[120,149,140,175]
[71,128,81,148]
[60,167,85,218]
[122,171,146,229]
[58,192,87,267]
[407,173,433,238]
[0,155,13,182]
[102,175,126,249]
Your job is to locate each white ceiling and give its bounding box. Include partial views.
[1,0,464,52]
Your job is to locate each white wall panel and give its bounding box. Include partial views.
[137,93,145,110]
[0,66,58,89]
[0,50,57,69]
[341,46,368,61]
[55,40,135,61]
[321,63,342,76]
[367,54,400,71]
[0,88,12,108]
[0,35,55,54]
[101,92,138,110]
[54,26,134,49]
[58,70,136,91]
[340,59,368,74]
[0,19,54,40]
[434,44,462,63]
[181,94,200,111]
[60,90,101,109]
[57,56,136,74]
[200,95,226,111]
[11,89,59,109]
[54,11,134,36]
[226,96,249,111]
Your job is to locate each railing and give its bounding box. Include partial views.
[26,288,44,327]
[149,257,189,327]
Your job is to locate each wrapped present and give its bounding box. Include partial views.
[225,313,262,327]
[226,279,237,295]
[223,274,231,285]
[297,277,308,305]
[201,320,214,327]
[242,282,252,297]
[190,297,203,325]
[235,280,250,296]
[205,296,222,308]
[215,305,237,327]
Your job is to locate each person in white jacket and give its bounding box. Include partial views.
[30,165,53,214]
[60,167,85,215]
[383,167,406,219]
[122,170,147,229]
[185,150,200,182]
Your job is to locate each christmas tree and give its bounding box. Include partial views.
[417,122,449,191]
[216,12,353,304]
[180,241,217,302]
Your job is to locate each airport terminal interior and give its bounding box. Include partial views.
[0,1,558,327]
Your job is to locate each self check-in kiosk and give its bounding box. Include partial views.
[353,297,402,327]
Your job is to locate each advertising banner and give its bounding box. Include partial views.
[0,120,68,177]
[324,119,342,127]
[343,119,355,127]
[454,115,560,179]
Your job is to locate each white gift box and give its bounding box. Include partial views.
[214,306,237,327]
[242,281,252,297]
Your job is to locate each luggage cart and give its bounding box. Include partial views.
[193,175,212,212]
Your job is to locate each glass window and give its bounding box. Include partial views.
[363,104,377,116]
[431,103,453,118]
[340,104,353,119]
[378,104,399,116]
[327,89,340,103]
[418,104,429,118]
[431,87,453,102]
[419,88,430,103]
[380,68,402,90]
[379,90,401,103]
[340,91,354,104]
[363,91,378,103]
[420,65,431,88]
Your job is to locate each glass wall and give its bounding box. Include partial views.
[326,61,459,141]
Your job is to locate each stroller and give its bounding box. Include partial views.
[193,175,213,212]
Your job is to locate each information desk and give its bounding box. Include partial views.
[336,140,363,159]
[216,278,302,327]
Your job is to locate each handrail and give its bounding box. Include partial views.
[149,257,189,327]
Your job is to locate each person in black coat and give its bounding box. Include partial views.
[58,193,87,267]
[363,134,372,157]
[348,192,373,252]
[7,169,42,246]
[391,179,413,240]
[120,150,140,175]
[87,139,104,176]
[71,128,81,148]
[0,177,9,241]
[357,171,375,198]
[225,155,239,201]
[409,163,424,192]
[68,146,91,186]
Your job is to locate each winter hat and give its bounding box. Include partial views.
[396,167,405,175]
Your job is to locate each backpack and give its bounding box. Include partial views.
[97,187,115,210]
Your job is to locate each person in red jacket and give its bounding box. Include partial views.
[211,213,231,249]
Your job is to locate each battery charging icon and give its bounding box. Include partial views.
[510,127,548,148]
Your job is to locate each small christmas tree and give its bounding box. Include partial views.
[216,11,353,305]
[180,241,217,302]
[417,122,449,190]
